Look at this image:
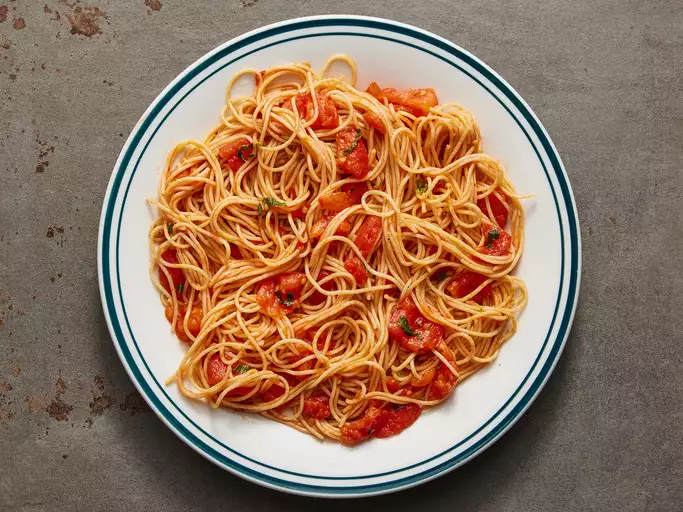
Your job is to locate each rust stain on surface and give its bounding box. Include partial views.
[0,5,7,23]
[46,398,72,420]
[241,0,259,6]
[25,395,44,415]
[94,375,105,391]
[46,225,64,238]
[89,393,116,415]
[67,5,105,37]
[0,34,10,49]
[145,0,162,12]
[12,16,24,29]
[47,376,72,421]
[12,366,20,377]
[0,379,12,393]
[119,391,150,415]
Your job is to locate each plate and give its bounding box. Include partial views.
[97,15,581,498]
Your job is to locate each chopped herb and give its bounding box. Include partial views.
[485,228,500,248]
[167,223,173,233]
[392,403,405,411]
[397,316,419,337]
[234,364,250,374]
[416,179,428,194]
[177,283,184,293]
[236,143,256,162]
[258,197,286,217]
[434,271,448,282]
[343,128,362,155]
[275,290,295,307]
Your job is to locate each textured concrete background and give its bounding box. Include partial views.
[1,0,681,510]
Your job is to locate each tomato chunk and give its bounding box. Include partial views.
[386,377,402,393]
[309,269,334,305]
[336,127,369,179]
[366,83,439,117]
[158,249,186,295]
[164,304,202,342]
[429,343,459,399]
[206,354,228,387]
[446,271,492,303]
[256,272,307,317]
[303,393,331,419]
[344,257,368,285]
[477,190,509,228]
[388,297,444,352]
[363,111,386,134]
[479,222,512,256]
[374,403,422,438]
[218,138,254,172]
[319,182,368,211]
[354,215,382,258]
[340,406,388,445]
[310,213,352,240]
[410,367,436,388]
[310,92,339,129]
[261,383,285,402]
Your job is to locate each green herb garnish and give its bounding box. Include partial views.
[416,179,428,195]
[275,290,295,307]
[343,128,362,155]
[485,228,500,249]
[258,197,286,217]
[177,283,184,293]
[434,271,448,282]
[234,364,250,374]
[236,143,256,163]
[167,223,173,233]
[397,316,419,337]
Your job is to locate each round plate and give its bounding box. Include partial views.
[97,15,581,498]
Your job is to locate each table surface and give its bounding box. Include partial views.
[1,1,681,510]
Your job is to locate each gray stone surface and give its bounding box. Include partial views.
[1,0,681,510]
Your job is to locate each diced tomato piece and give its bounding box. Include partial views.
[309,269,334,305]
[302,393,331,419]
[446,271,492,303]
[429,343,459,400]
[165,304,202,342]
[388,297,444,352]
[309,213,352,240]
[354,215,382,258]
[310,92,339,129]
[336,127,369,179]
[218,138,254,172]
[291,202,309,219]
[230,244,243,259]
[344,257,368,285]
[394,104,423,117]
[363,111,386,134]
[340,406,389,445]
[386,377,402,393]
[279,272,307,293]
[261,384,285,402]
[366,82,386,100]
[206,354,228,387]
[366,83,438,117]
[410,367,436,388]
[256,278,281,317]
[374,403,422,438]
[256,273,307,317]
[319,182,368,211]
[477,190,509,228]
[479,222,512,256]
[158,249,186,295]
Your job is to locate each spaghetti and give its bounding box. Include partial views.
[149,55,527,444]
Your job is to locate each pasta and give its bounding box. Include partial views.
[148,55,527,444]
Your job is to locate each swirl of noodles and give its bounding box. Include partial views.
[148,55,527,443]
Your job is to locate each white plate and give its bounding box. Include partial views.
[97,15,581,498]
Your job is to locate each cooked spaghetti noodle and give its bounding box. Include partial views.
[149,55,527,444]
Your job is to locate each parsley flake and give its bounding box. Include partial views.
[485,228,500,249]
[343,128,362,155]
[234,364,250,374]
[397,316,419,337]
[416,179,428,195]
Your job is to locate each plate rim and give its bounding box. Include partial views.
[97,14,581,498]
